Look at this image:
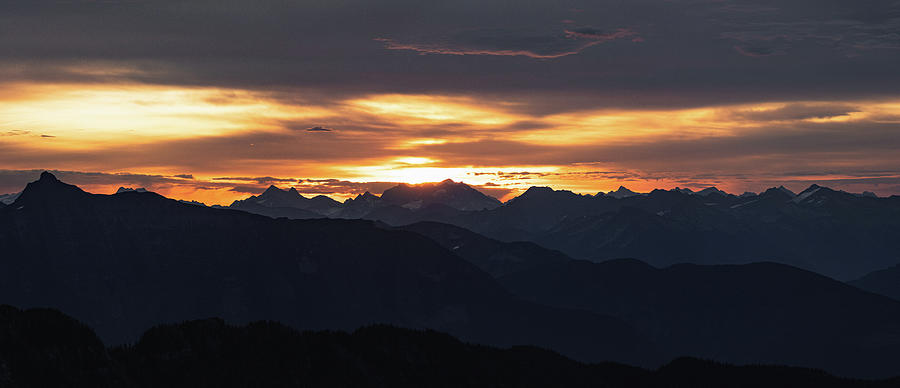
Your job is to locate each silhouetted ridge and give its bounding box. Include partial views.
[608,186,640,199]
[850,263,900,301]
[0,174,645,366]
[12,171,88,206]
[379,179,501,211]
[499,258,900,378]
[2,305,898,387]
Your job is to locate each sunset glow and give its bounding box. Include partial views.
[2,78,900,204]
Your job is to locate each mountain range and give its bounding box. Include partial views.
[397,221,900,378]
[2,173,900,378]
[0,172,641,364]
[226,180,900,280]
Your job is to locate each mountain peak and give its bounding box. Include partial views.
[801,184,822,193]
[608,186,639,199]
[522,186,555,196]
[358,191,379,200]
[696,186,728,197]
[14,171,86,205]
[39,171,59,183]
[263,185,282,194]
[380,180,501,211]
[777,185,797,197]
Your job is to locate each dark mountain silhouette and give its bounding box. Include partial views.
[396,220,900,378]
[339,191,384,218]
[379,179,501,211]
[850,263,900,301]
[499,258,900,378]
[230,185,342,216]
[397,221,570,278]
[2,305,897,388]
[605,186,641,199]
[353,184,900,280]
[229,180,500,219]
[0,172,643,364]
[226,200,322,219]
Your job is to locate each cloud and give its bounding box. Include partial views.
[213,176,299,185]
[295,179,400,196]
[732,44,786,57]
[732,103,860,121]
[305,126,333,132]
[0,0,899,111]
[0,169,205,195]
[376,26,638,59]
[1,130,31,137]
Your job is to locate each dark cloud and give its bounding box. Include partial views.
[1,130,30,137]
[2,0,898,110]
[732,44,785,57]
[305,126,333,132]
[0,169,203,194]
[376,26,638,59]
[732,103,860,121]
[295,179,400,196]
[213,176,298,184]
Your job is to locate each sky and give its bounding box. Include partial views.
[1,0,899,204]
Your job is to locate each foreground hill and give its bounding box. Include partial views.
[0,172,640,363]
[398,221,900,378]
[1,305,897,388]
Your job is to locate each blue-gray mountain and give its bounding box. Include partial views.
[231,181,900,280]
[850,264,900,301]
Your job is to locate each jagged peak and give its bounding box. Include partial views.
[777,185,797,197]
[356,191,379,200]
[39,171,59,182]
[14,171,86,205]
[263,185,283,194]
[761,185,796,198]
[608,186,640,199]
[522,186,555,195]
[799,184,823,194]
[696,186,729,197]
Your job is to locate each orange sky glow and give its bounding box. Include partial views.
[2,81,900,205]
